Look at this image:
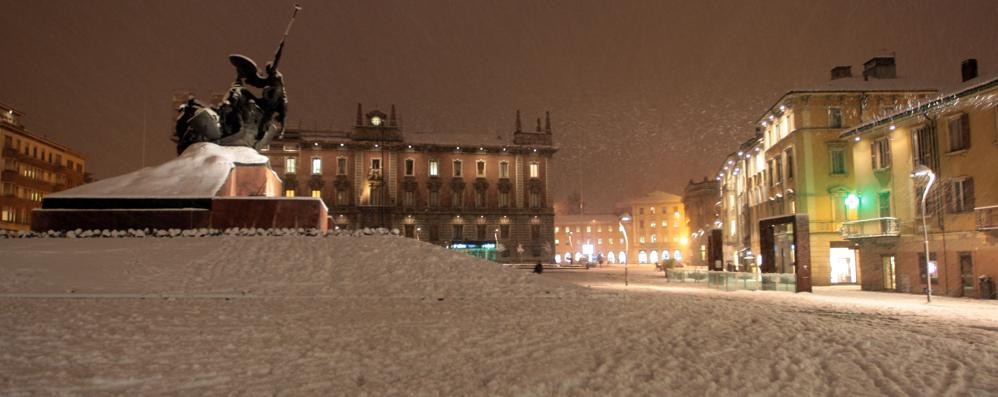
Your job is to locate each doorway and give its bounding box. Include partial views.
[829,247,857,284]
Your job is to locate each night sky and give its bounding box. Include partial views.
[2,0,996,211]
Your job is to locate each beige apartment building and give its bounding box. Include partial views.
[716,56,936,286]
[840,66,998,297]
[1,103,87,231]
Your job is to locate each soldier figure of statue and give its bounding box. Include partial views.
[173,5,300,155]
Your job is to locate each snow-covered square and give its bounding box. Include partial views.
[2,235,996,395]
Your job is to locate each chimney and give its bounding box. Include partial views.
[389,104,397,127]
[830,66,852,80]
[536,118,541,132]
[862,56,896,80]
[515,110,522,132]
[544,111,551,134]
[355,103,363,126]
[962,59,978,82]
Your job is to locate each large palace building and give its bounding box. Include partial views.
[1,102,88,231]
[262,104,558,263]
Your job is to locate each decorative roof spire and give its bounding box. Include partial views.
[355,102,363,126]
[544,111,551,134]
[389,104,397,127]
[515,109,522,133]
[536,118,541,132]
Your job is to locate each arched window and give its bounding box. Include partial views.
[638,251,648,264]
[554,254,562,264]
[662,251,671,260]
[649,251,659,263]
[618,251,627,264]
[674,250,683,260]
[607,252,616,264]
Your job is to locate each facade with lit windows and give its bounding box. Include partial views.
[262,104,557,263]
[553,214,624,264]
[1,102,88,231]
[615,191,690,265]
[715,56,937,286]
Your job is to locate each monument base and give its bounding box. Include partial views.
[32,197,327,232]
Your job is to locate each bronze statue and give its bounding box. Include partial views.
[174,4,300,154]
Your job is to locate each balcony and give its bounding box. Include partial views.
[841,217,900,239]
[976,205,998,231]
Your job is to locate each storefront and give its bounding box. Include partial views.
[448,241,499,262]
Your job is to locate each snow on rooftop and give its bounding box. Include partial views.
[52,143,270,198]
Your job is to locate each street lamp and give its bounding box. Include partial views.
[911,164,936,303]
[618,213,632,286]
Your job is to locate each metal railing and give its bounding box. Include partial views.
[841,217,900,239]
[976,205,998,231]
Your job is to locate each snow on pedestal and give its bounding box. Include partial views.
[52,143,274,198]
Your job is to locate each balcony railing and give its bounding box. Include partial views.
[976,205,998,231]
[841,217,900,239]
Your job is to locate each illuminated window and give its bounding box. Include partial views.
[650,222,656,229]
[597,238,603,244]
[529,162,539,178]
[311,157,322,174]
[499,161,509,178]
[429,159,439,176]
[586,226,592,233]
[554,227,560,233]
[650,234,657,243]
[284,157,296,174]
[311,190,321,198]
[284,189,295,197]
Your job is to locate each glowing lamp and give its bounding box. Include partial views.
[844,193,860,209]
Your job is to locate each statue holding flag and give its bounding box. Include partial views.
[174,4,301,154]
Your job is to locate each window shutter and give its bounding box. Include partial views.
[964,177,975,210]
[961,113,971,149]
[883,139,891,168]
[945,180,957,213]
[870,142,877,169]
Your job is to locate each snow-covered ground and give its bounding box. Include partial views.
[2,236,997,395]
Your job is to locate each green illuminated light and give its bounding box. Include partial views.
[844,193,860,209]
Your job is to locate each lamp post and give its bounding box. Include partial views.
[618,213,632,286]
[911,164,936,303]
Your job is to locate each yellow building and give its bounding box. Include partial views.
[840,72,998,297]
[616,191,690,265]
[717,56,936,285]
[553,214,624,264]
[1,103,88,231]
